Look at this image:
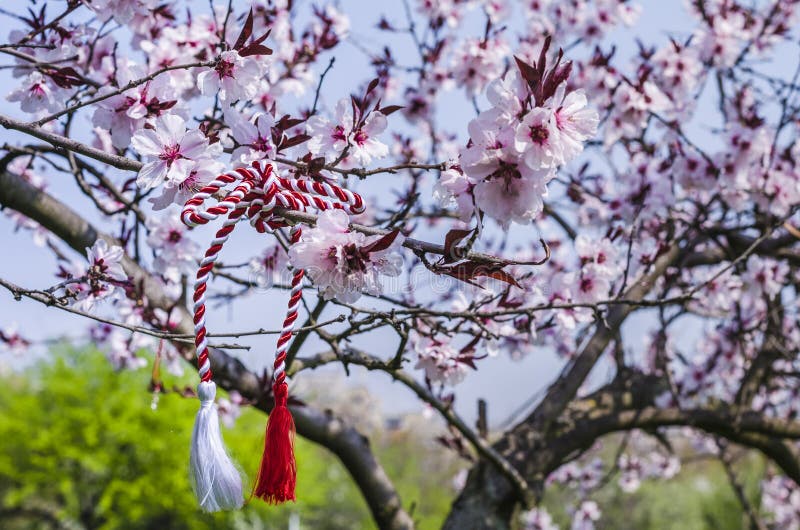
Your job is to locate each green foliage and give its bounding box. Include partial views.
[0,348,383,529]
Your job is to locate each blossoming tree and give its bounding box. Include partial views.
[2,0,800,528]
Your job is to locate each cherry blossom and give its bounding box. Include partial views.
[451,36,510,97]
[571,501,601,530]
[287,209,403,303]
[225,107,276,164]
[83,0,156,25]
[148,161,226,211]
[249,244,289,289]
[762,475,800,528]
[414,338,470,386]
[521,507,559,530]
[433,166,475,222]
[515,107,562,170]
[306,99,352,162]
[5,0,800,525]
[217,391,244,428]
[146,214,200,277]
[306,99,389,165]
[71,239,128,312]
[131,114,222,190]
[92,72,179,150]
[198,50,265,102]
[454,53,598,227]
[7,71,64,114]
[91,324,148,370]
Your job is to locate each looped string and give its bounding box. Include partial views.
[181,160,365,505]
[182,161,364,382]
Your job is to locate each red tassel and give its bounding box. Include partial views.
[254,382,296,503]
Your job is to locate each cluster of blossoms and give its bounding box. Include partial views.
[518,501,601,530]
[288,210,403,303]
[306,98,390,167]
[55,239,129,313]
[413,337,472,386]
[90,323,148,371]
[437,42,599,227]
[450,36,511,97]
[762,475,800,528]
[524,0,640,45]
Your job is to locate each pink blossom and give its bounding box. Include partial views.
[433,167,475,222]
[249,244,289,289]
[0,323,30,356]
[307,99,389,165]
[131,114,221,190]
[515,107,562,170]
[146,214,200,276]
[288,209,403,302]
[762,475,800,528]
[521,507,559,530]
[73,239,127,312]
[571,501,601,530]
[197,50,265,102]
[7,71,63,114]
[217,391,244,428]
[86,239,128,283]
[416,0,471,28]
[306,99,352,162]
[349,111,389,166]
[414,339,470,386]
[92,325,148,370]
[148,161,225,211]
[553,89,599,163]
[451,36,510,97]
[472,165,552,227]
[225,108,276,164]
[93,70,179,150]
[83,0,156,25]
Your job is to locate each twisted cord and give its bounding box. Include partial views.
[272,227,304,405]
[183,161,365,385]
[192,179,257,381]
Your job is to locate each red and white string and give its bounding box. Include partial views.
[182,161,365,386]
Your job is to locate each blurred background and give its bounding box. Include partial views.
[0,347,771,529]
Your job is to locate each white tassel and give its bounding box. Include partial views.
[190,381,244,511]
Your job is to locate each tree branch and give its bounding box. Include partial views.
[0,168,414,530]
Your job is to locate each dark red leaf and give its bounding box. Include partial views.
[276,116,304,131]
[367,77,380,94]
[536,35,552,76]
[232,9,254,51]
[497,288,524,308]
[514,55,540,87]
[46,66,85,88]
[484,270,522,288]
[443,228,473,262]
[379,105,404,116]
[460,334,480,355]
[281,134,311,150]
[362,229,400,253]
[239,43,273,57]
[457,355,478,370]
